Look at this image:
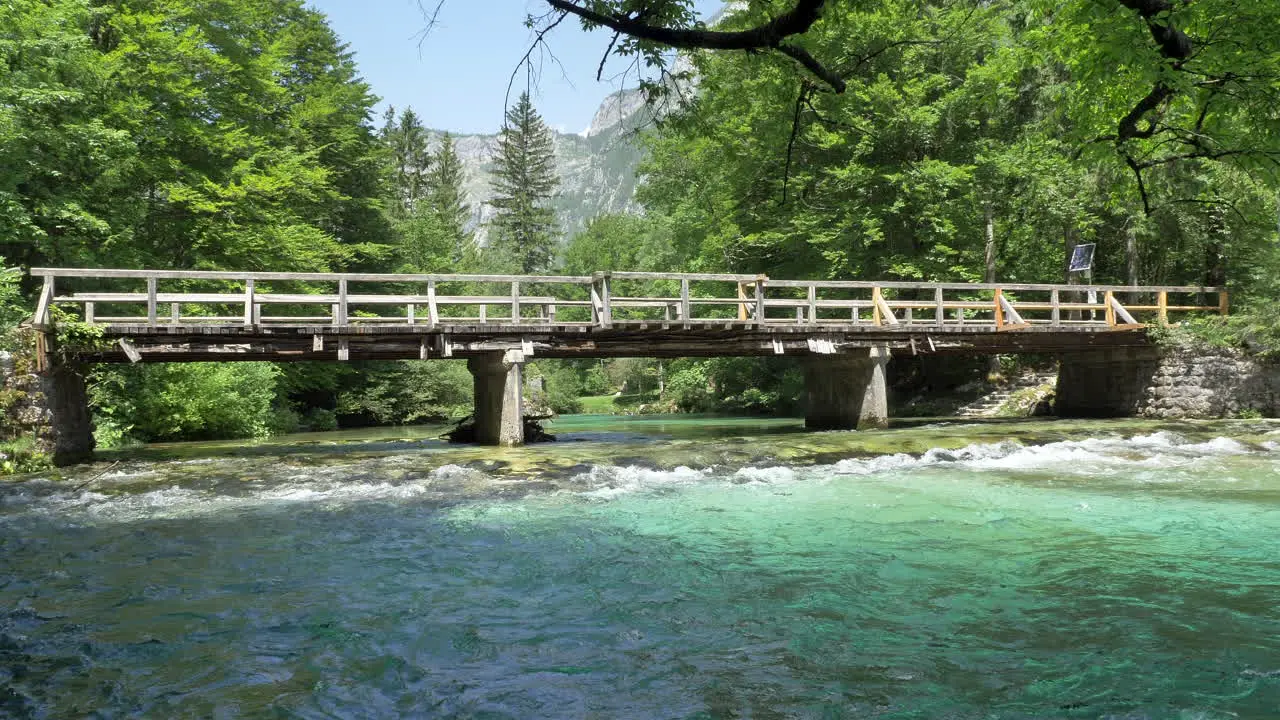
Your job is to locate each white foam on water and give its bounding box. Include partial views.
[552,430,1277,500]
[731,466,799,484]
[575,465,710,499]
[815,431,1270,486]
[4,431,1271,519]
[4,473,456,526]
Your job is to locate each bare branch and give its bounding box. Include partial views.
[597,31,621,82]
[1123,152,1153,216]
[781,85,809,205]
[413,0,447,52]
[504,10,571,111]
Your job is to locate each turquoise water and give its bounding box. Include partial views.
[3,418,1279,717]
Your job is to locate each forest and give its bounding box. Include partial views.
[1,0,1278,448]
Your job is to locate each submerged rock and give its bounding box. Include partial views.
[443,416,556,444]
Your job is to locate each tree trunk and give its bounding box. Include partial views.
[984,203,1000,376]
[1205,205,1228,288]
[1125,222,1139,286]
[1064,225,1081,321]
[983,202,996,284]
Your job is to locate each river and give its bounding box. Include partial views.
[2,416,1279,718]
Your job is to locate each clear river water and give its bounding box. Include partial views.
[2,415,1279,718]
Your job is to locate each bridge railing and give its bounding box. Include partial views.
[29,268,1226,331]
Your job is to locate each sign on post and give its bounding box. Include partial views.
[1068,243,1095,273]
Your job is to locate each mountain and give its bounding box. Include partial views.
[431,90,653,247]
[431,2,732,248]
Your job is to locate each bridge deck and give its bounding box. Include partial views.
[29,269,1227,362]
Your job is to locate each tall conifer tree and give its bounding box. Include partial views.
[428,132,473,262]
[382,107,431,216]
[489,92,559,273]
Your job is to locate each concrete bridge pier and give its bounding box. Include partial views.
[467,350,525,446]
[805,347,890,430]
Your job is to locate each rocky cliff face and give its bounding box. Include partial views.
[432,89,654,247]
[435,3,734,249]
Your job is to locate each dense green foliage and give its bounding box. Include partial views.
[552,0,1280,410]
[379,109,474,272]
[4,0,1279,445]
[91,363,280,443]
[0,0,483,445]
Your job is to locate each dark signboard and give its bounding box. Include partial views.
[1069,243,1095,273]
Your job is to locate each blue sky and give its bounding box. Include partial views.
[307,0,722,135]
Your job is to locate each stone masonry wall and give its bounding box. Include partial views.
[0,328,95,467]
[1136,347,1280,419]
[1057,345,1279,419]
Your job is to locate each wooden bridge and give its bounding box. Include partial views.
[28,268,1226,450]
[31,268,1224,362]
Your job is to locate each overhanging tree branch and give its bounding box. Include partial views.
[545,0,845,92]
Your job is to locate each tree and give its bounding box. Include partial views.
[0,0,134,270]
[382,107,432,216]
[380,107,452,271]
[489,91,560,273]
[427,133,474,263]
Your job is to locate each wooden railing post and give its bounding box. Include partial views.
[170,303,180,324]
[84,302,94,324]
[993,288,1004,329]
[754,275,766,327]
[146,277,158,327]
[601,272,612,327]
[1050,288,1061,326]
[807,284,817,325]
[337,278,348,325]
[511,281,521,324]
[872,287,882,326]
[407,304,415,325]
[33,276,54,328]
[1104,290,1116,326]
[999,293,1027,327]
[1157,291,1168,325]
[1108,293,1138,325]
[243,278,255,326]
[737,282,748,321]
[934,286,944,326]
[590,278,602,325]
[872,287,899,326]
[1219,291,1229,317]
[680,278,691,328]
[427,280,438,327]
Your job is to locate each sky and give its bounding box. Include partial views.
[306,0,723,135]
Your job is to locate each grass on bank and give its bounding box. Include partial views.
[577,392,674,415]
